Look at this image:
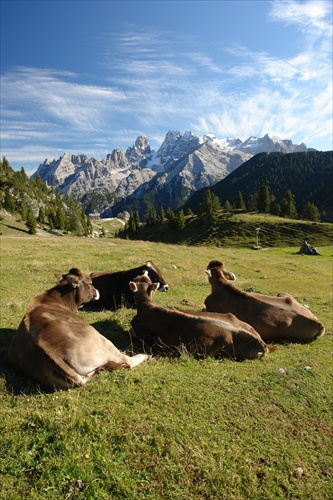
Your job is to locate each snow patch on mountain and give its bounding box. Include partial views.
[32,131,312,216]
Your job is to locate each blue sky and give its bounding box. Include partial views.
[1,0,332,174]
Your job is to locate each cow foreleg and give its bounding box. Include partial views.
[102,352,149,371]
[126,353,150,368]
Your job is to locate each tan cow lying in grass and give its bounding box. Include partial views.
[204,260,325,342]
[129,273,268,361]
[8,268,149,389]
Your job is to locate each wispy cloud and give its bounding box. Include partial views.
[1,1,332,173]
[269,0,332,34]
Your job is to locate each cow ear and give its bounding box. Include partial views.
[150,282,159,292]
[129,281,138,292]
[55,272,62,282]
[66,275,81,288]
[224,272,236,281]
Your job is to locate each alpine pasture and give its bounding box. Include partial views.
[0,235,332,499]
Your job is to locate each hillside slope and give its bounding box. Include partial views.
[119,212,333,248]
[183,151,333,221]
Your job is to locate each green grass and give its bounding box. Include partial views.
[125,211,333,248]
[0,236,332,499]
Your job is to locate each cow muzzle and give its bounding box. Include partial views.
[158,284,169,292]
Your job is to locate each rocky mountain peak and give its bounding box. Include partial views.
[32,131,312,218]
[126,135,151,163]
[105,148,128,169]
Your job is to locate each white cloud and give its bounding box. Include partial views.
[1,5,332,172]
[269,0,332,31]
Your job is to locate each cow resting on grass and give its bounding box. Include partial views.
[8,268,149,389]
[204,260,325,342]
[129,273,268,361]
[90,260,169,310]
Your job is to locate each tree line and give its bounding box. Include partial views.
[117,183,322,239]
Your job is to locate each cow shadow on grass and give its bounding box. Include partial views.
[90,319,148,355]
[0,328,48,395]
[0,321,149,395]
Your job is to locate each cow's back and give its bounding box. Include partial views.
[205,289,324,341]
[90,270,137,309]
[131,305,267,359]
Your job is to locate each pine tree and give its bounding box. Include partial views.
[271,202,281,216]
[55,205,67,230]
[38,207,46,225]
[159,206,165,222]
[280,190,298,219]
[234,191,246,210]
[128,211,137,232]
[224,200,232,211]
[198,189,220,229]
[147,206,157,225]
[249,193,259,212]
[301,202,321,222]
[133,211,140,229]
[165,207,175,221]
[257,185,271,213]
[175,209,185,230]
[26,207,37,234]
[3,187,16,212]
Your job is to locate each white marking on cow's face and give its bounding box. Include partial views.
[158,284,169,292]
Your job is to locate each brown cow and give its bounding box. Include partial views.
[204,260,325,342]
[8,268,149,389]
[90,260,169,310]
[129,273,268,361]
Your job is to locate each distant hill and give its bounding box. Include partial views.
[182,151,333,222]
[118,211,333,248]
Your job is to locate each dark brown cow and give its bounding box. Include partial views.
[8,268,149,389]
[204,260,325,342]
[129,273,268,361]
[90,261,169,310]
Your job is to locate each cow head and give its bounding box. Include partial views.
[129,272,159,310]
[55,268,100,309]
[205,260,237,284]
[144,261,169,292]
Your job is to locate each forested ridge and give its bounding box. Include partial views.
[0,158,92,235]
[183,151,333,222]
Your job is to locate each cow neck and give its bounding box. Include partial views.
[48,285,80,312]
[216,279,249,300]
[135,294,153,313]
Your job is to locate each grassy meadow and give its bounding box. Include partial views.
[0,235,332,499]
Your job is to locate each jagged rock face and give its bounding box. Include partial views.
[238,134,308,154]
[32,132,311,217]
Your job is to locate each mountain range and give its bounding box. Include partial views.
[33,131,313,219]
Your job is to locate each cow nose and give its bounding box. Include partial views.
[158,284,169,292]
